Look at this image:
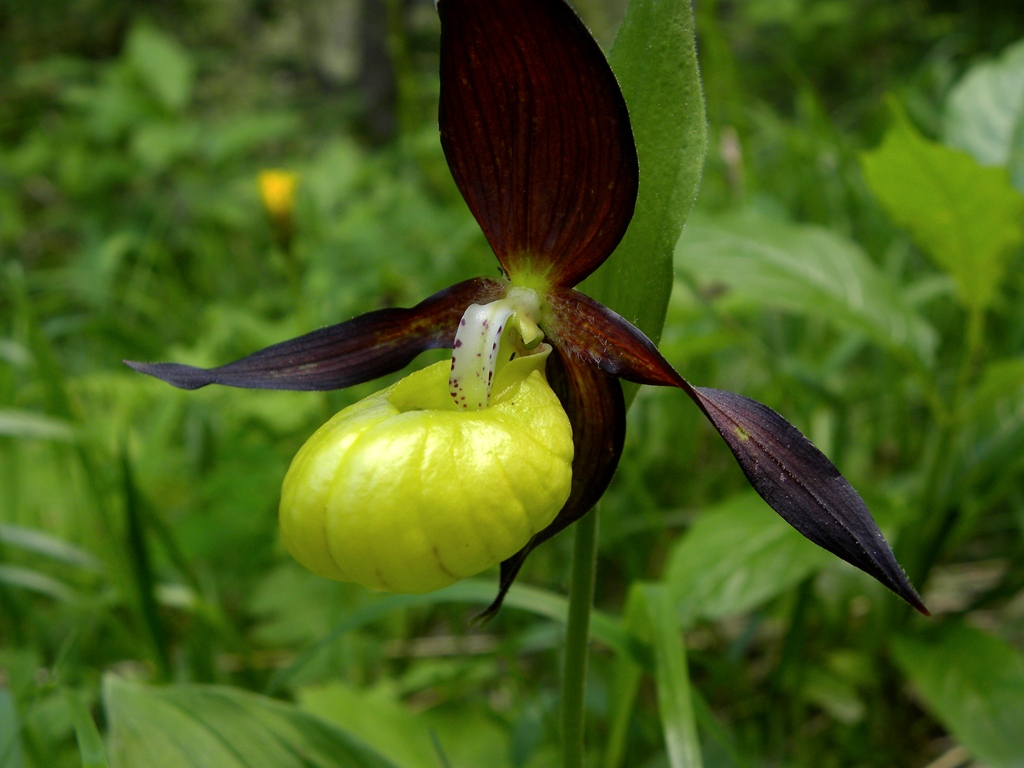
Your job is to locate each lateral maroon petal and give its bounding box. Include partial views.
[124,277,505,392]
[687,387,930,616]
[541,289,929,615]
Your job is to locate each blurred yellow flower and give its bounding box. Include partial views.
[258,169,299,222]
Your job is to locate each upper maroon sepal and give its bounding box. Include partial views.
[124,277,505,392]
[688,386,930,616]
[477,348,626,621]
[438,0,637,288]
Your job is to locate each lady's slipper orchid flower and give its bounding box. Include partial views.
[126,0,928,619]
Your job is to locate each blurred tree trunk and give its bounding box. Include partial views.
[357,0,398,143]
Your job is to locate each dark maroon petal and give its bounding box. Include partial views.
[477,347,625,621]
[687,387,930,616]
[124,277,505,392]
[438,0,637,288]
[545,288,683,387]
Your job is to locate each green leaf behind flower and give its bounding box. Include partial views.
[675,210,938,367]
[665,493,833,626]
[861,106,1024,312]
[582,0,707,393]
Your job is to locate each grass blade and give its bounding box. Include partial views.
[64,688,109,768]
[0,687,24,768]
[640,584,703,768]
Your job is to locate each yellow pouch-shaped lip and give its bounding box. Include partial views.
[279,347,573,593]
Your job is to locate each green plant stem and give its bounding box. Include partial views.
[958,307,986,395]
[901,306,987,596]
[562,508,599,768]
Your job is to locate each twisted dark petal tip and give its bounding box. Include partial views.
[689,386,930,616]
[124,360,213,390]
[473,548,532,624]
[472,604,499,626]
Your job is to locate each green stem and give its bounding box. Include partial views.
[957,307,985,396]
[562,508,599,768]
[900,306,986,598]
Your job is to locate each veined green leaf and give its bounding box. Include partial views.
[103,675,403,768]
[943,38,1024,192]
[665,493,832,626]
[583,0,707,404]
[892,624,1024,768]
[861,106,1024,312]
[675,210,938,366]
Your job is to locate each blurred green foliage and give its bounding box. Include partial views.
[2,1,1024,767]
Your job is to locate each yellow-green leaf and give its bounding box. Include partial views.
[861,106,1024,312]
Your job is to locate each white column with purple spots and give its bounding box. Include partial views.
[448,287,543,411]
